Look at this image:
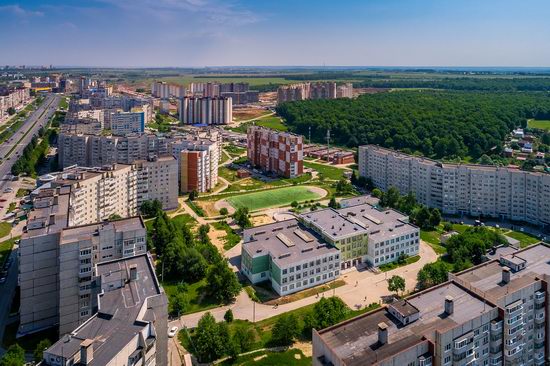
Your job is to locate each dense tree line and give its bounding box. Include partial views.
[11,129,57,177]
[277,91,550,159]
[355,77,550,91]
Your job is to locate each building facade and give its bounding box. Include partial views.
[277,82,353,104]
[178,96,232,125]
[358,145,550,227]
[135,156,179,210]
[0,86,31,120]
[42,254,168,366]
[313,243,550,366]
[247,126,304,178]
[109,110,145,135]
[241,219,341,296]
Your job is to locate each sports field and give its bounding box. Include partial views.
[226,186,325,211]
[527,119,550,130]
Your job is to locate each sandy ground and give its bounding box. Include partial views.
[250,214,274,226]
[293,341,313,357]
[233,107,270,121]
[208,228,227,252]
[213,199,236,215]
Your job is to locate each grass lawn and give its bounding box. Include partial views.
[504,230,540,248]
[527,119,550,130]
[304,162,346,181]
[16,188,30,198]
[245,280,346,305]
[0,237,17,267]
[163,278,223,315]
[419,229,446,254]
[219,166,240,182]
[225,144,247,157]
[224,178,269,193]
[254,116,288,131]
[227,186,323,211]
[0,222,12,238]
[220,349,311,366]
[379,255,420,272]
[58,97,69,110]
[144,213,195,231]
[212,221,241,250]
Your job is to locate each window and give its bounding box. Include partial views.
[444,356,451,364]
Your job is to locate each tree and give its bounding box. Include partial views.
[443,221,453,232]
[0,344,25,366]
[7,107,16,116]
[542,133,550,145]
[34,339,52,362]
[417,261,451,290]
[219,207,229,216]
[478,154,494,165]
[387,275,406,297]
[224,309,234,323]
[163,240,207,282]
[192,313,230,363]
[151,212,175,256]
[232,207,252,229]
[309,297,348,330]
[380,187,400,208]
[271,313,301,346]
[140,199,163,217]
[108,213,122,221]
[170,292,190,317]
[336,179,353,194]
[229,323,256,358]
[428,208,442,229]
[413,206,431,229]
[189,190,199,201]
[372,188,383,198]
[397,192,417,215]
[290,200,299,208]
[328,197,340,209]
[206,259,241,303]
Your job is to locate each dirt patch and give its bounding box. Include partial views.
[208,229,227,252]
[196,200,223,217]
[253,354,268,362]
[213,199,235,216]
[233,107,270,122]
[251,214,274,226]
[293,342,312,357]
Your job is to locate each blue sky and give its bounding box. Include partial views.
[1,0,549,67]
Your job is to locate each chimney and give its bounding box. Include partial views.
[129,265,138,281]
[502,267,511,284]
[80,339,94,365]
[444,296,454,315]
[378,322,388,345]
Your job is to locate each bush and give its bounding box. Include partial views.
[271,314,301,346]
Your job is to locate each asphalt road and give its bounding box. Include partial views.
[0,94,59,189]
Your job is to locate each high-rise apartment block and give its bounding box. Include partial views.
[187,82,259,105]
[0,85,30,120]
[178,96,232,125]
[277,82,353,103]
[358,145,550,227]
[151,81,186,98]
[174,138,219,193]
[134,156,179,210]
[109,110,145,135]
[313,243,550,366]
[42,254,168,366]
[247,126,304,178]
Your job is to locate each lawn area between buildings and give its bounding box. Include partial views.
[219,349,311,366]
[503,230,540,248]
[527,118,550,130]
[0,236,17,267]
[0,222,12,238]
[378,255,420,272]
[162,278,222,315]
[304,161,347,181]
[212,221,241,250]
[244,280,346,305]
[144,213,196,231]
[226,186,323,211]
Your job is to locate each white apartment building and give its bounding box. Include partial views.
[313,243,550,366]
[42,254,168,366]
[359,145,550,227]
[178,96,232,125]
[241,219,341,296]
[135,156,179,210]
[109,110,145,135]
[0,86,30,120]
[171,138,219,193]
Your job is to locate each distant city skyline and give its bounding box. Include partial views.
[1,0,549,67]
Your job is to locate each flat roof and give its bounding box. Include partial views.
[46,254,162,365]
[22,191,70,238]
[318,282,493,365]
[339,195,380,208]
[243,219,339,267]
[300,208,368,240]
[59,217,144,245]
[338,203,417,241]
[456,243,550,302]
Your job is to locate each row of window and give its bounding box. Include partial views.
[280,271,338,293]
[281,255,339,275]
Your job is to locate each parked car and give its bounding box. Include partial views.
[168,326,179,338]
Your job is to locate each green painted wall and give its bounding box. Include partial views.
[251,254,270,274]
[270,260,282,285]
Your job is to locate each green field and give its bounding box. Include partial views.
[504,230,540,248]
[228,115,288,134]
[220,349,311,366]
[227,186,323,211]
[304,162,347,180]
[527,119,550,130]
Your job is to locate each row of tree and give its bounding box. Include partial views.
[277,90,550,159]
[11,128,58,177]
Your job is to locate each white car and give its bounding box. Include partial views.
[168,326,179,338]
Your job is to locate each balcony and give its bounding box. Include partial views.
[534,313,545,324]
[534,291,545,303]
[534,341,544,350]
[491,320,503,333]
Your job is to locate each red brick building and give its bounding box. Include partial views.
[247,126,304,178]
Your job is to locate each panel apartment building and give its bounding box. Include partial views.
[178,96,232,125]
[277,82,353,103]
[313,243,550,366]
[42,254,167,366]
[0,85,31,120]
[359,145,550,228]
[19,185,148,336]
[247,126,304,178]
[188,82,260,105]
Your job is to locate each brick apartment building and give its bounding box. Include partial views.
[247,126,304,178]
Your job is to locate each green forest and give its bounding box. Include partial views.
[277,91,550,159]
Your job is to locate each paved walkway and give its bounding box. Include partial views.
[170,240,438,329]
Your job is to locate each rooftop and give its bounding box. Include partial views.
[59,217,145,245]
[300,208,368,240]
[243,219,338,267]
[339,195,380,208]
[22,188,70,238]
[46,254,163,366]
[318,282,493,366]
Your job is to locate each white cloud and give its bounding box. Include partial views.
[0,4,44,17]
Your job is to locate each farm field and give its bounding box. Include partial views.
[226,186,324,211]
[527,119,550,130]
